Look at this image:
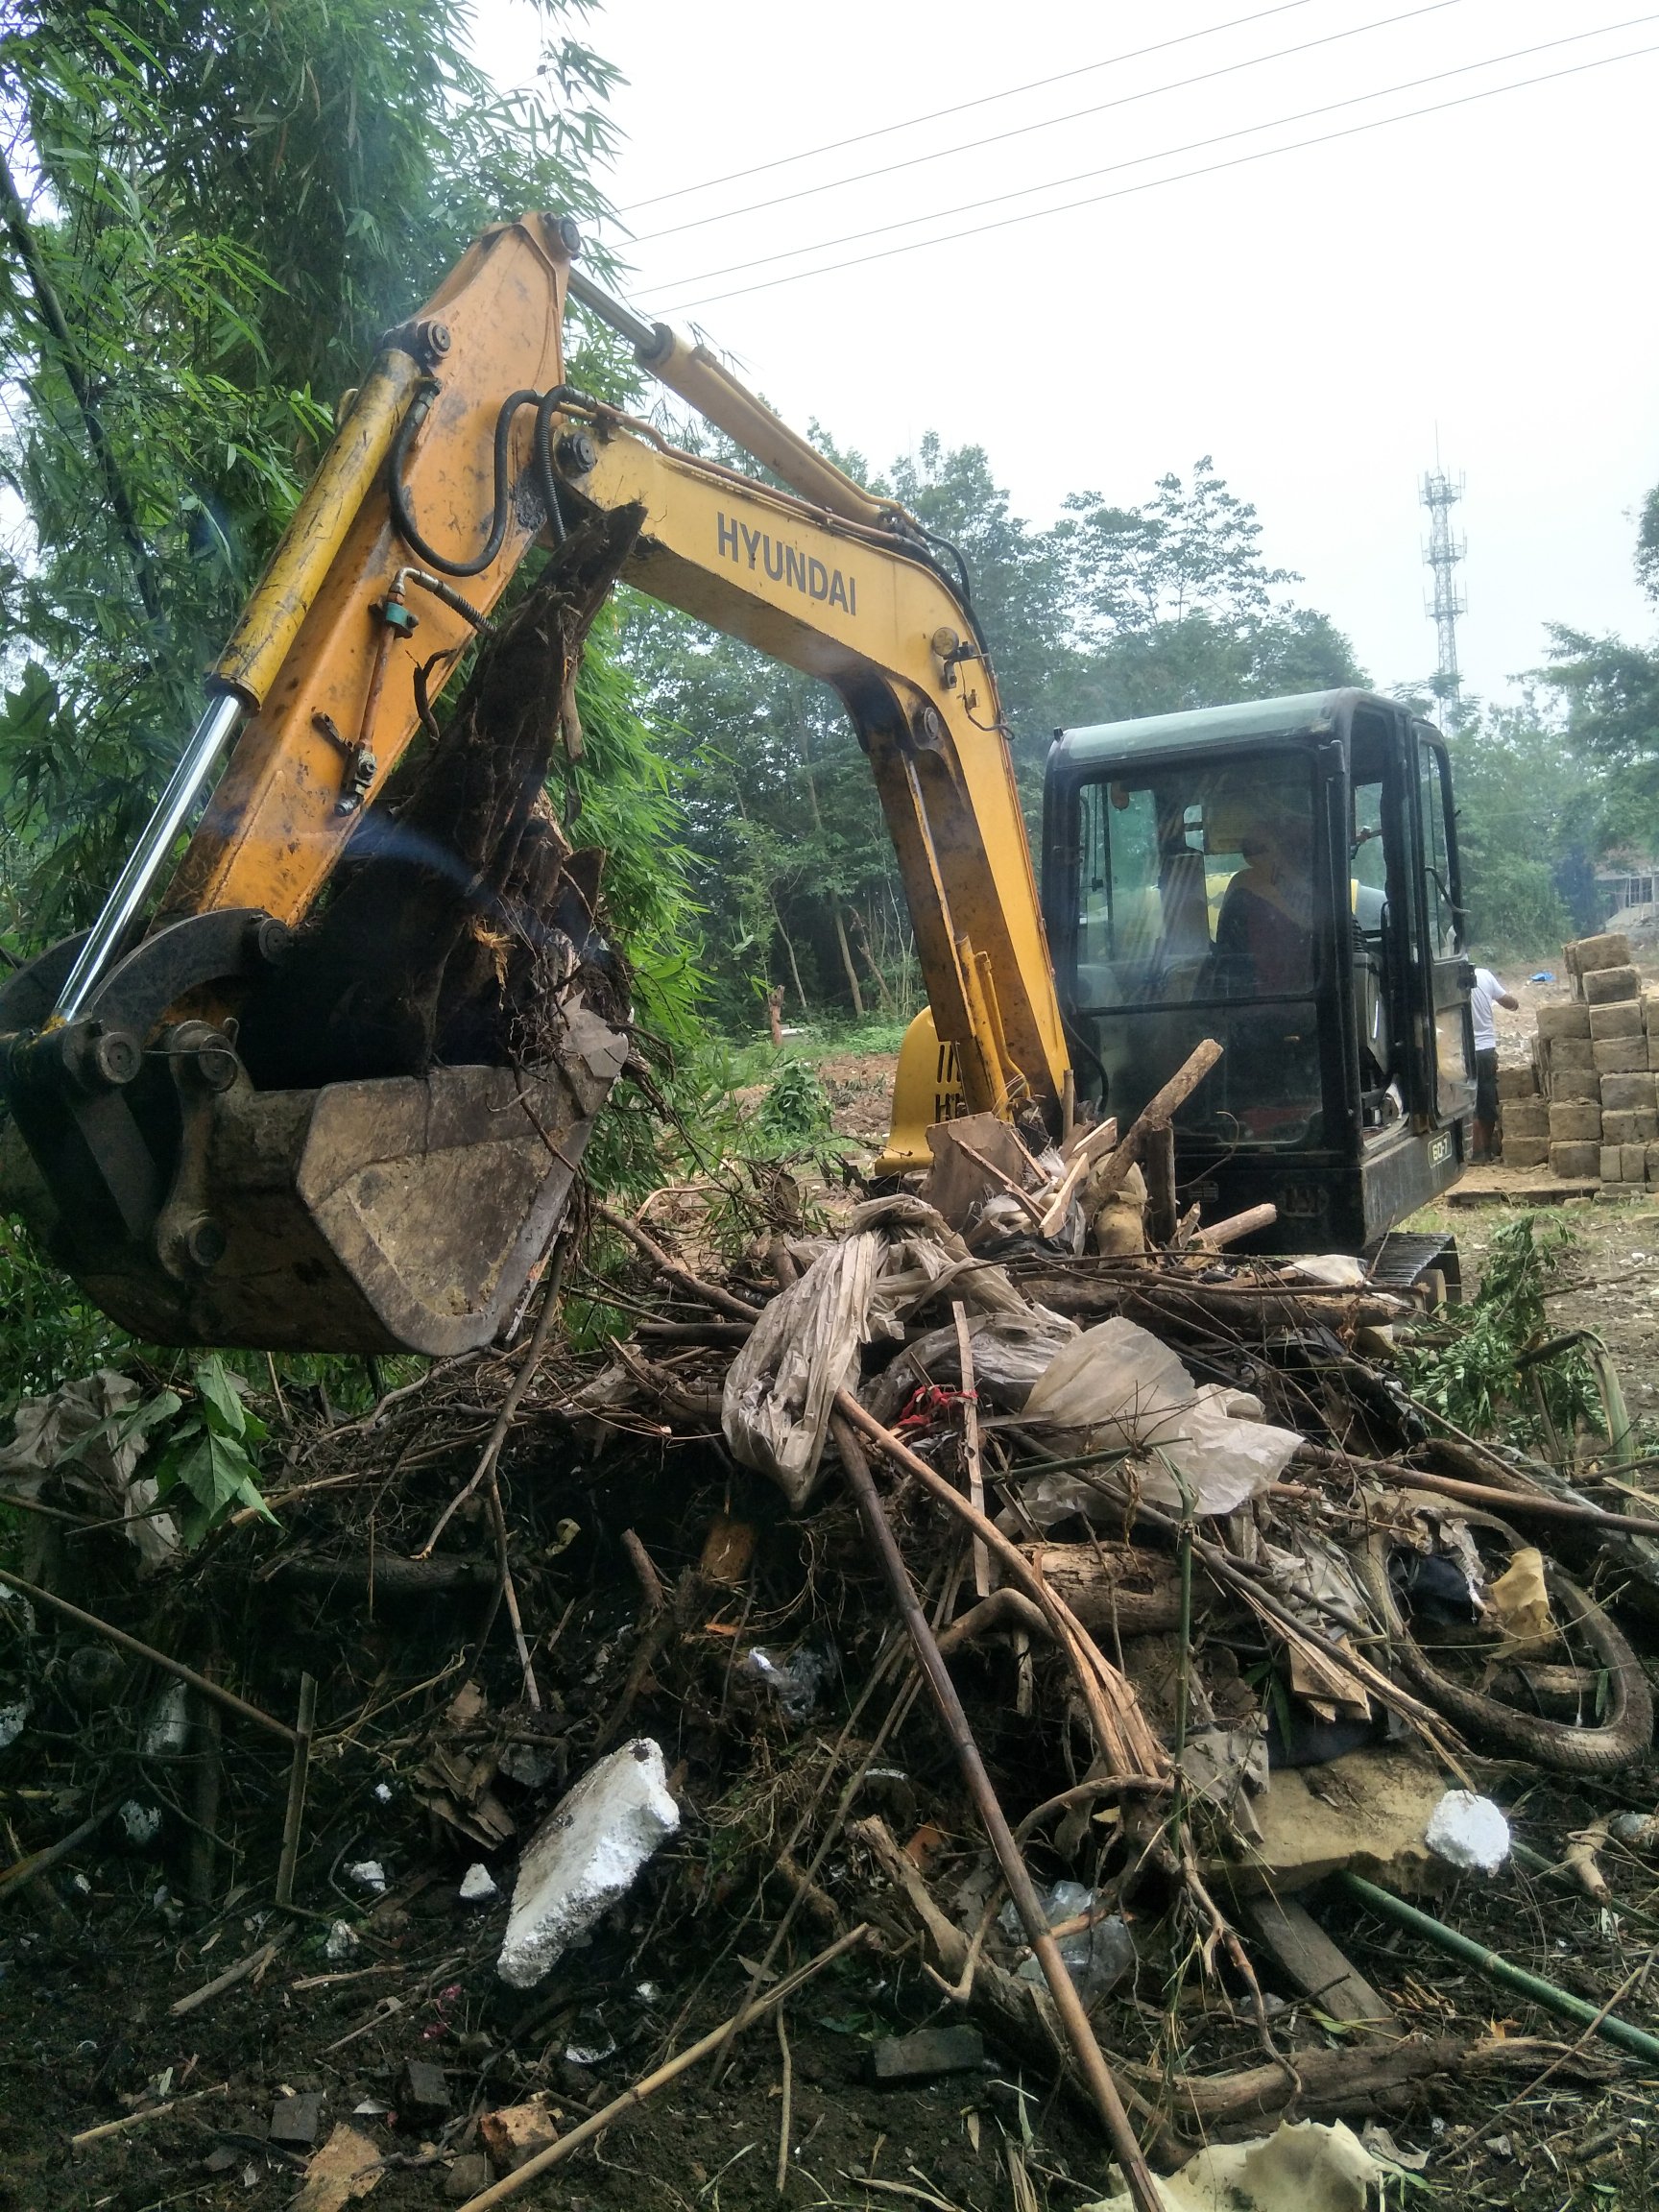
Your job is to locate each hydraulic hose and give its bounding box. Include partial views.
[388,382,593,576]
[387,382,541,578]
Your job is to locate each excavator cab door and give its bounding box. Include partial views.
[1410,724,1477,1130]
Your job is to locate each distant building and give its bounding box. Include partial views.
[1597,859,1659,922]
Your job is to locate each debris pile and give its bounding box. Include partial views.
[1501,930,1659,1189]
[5,1044,1659,2206]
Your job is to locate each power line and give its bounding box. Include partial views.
[616,0,1322,215]
[651,12,1653,293]
[655,36,1659,313]
[629,0,1467,249]
[647,18,1658,308]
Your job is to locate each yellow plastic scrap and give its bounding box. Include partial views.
[1486,1546,1555,1656]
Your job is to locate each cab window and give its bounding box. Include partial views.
[1073,755,1314,1008]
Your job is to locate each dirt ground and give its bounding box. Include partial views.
[12,1044,1659,2212]
[816,1054,900,1151]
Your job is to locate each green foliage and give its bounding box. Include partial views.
[0,0,629,947]
[1533,477,1659,871]
[0,1214,128,1402]
[1438,695,1578,956]
[1541,625,1659,860]
[150,1354,274,1545]
[566,604,704,1046]
[1060,455,1297,631]
[757,1058,830,1142]
[1400,1213,1600,1451]
[1052,457,1366,727]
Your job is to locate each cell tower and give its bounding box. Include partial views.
[1420,461,1467,707]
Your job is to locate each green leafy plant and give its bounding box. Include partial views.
[150,1357,276,1545]
[757,1058,831,1142]
[1399,1213,1600,1453]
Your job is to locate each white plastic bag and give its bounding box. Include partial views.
[1022,1317,1302,1518]
[721,1232,880,1507]
[723,1196,1035,1505]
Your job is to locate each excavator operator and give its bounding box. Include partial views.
[1205,778,1315,998]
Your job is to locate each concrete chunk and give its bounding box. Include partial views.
[1496,1063,1539,1097]
[446,2155,492,2201]
[1595,1035,1649,1074]
[497,1739,680,1989]
[1501,1100,1549,1137]
[398,2059,450,2125]
[1591,1000,1646,1039]
[1537,1002,1592,1038]
[1551,1142,1601,1178]
[1212,1745,1446,1896]
[1600,1072,1657,1113]
[1545,1036,1596,1070]
[1585,964,1642,1005]
[872,2025,985,2082]
[1601,1110,1658,1145]
[1549,1071,1598,1103]
[1503,1138,1550,1166]
[1570,931,1631,974]
[1549,1102,1601,1142]
[269,2094,324,2148]
[480,2095,561,2174]
[1623,1145,1650,1182]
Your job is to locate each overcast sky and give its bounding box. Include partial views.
[470,0,1659,713]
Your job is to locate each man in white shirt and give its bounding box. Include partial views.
[1470,963,1519,1163]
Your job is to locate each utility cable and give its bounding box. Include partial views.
[654,10,1653,294]
[616,0,1322,213]
[628,0,1468,247]
[651,20,1659,312]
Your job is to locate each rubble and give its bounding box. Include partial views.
[496,1737,680,1989]
[9,1055,1659,2205]
[870,2023,983,2081]
[1500,931,1659,1188]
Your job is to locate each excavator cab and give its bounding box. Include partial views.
[1042,689,1477,1254]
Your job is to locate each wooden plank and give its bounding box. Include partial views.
[1238,1892,1397,2037]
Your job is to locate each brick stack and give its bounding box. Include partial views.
[1499,932,1658,1189]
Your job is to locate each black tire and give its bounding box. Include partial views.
[1358,1517,1653,1774]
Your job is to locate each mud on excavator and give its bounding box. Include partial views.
[0,214,1474,1353]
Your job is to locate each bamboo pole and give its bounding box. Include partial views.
[274,1674,317,1907]
[831,1412,1163,2212]
[455,1925,873,2211]
[0,1567,294,1742]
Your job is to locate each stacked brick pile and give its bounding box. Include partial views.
[1499,932,1658,1189]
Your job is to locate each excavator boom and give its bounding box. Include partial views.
[0,216,1070,1353]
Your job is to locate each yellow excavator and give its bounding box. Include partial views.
[0,214,1474,1351]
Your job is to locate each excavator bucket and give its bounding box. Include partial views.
[0,513,641,1355]
[0,987,624,1354]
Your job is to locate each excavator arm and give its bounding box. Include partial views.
[0,215,1070,1353]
